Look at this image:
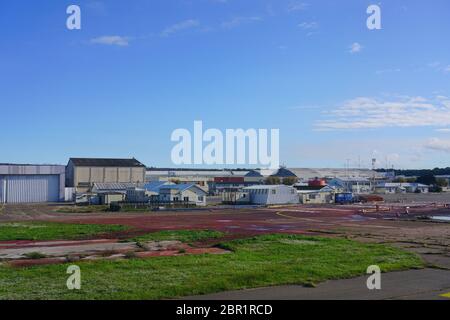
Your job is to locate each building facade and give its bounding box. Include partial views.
[0,164,65,203]
[66,158,146,192]
[244,185,299,205]
[158,184,207,206]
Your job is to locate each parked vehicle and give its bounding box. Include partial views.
[335,192,353,204]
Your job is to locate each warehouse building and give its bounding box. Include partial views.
[66,158,146,192]
[0,164,65,203]
[243,185,298,205]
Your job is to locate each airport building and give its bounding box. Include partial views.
[0,164,65,203]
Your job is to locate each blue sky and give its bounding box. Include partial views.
[1,0,450,169]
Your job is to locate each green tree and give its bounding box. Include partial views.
[436,178,449,187]
[282,177,298,185]
[416,174,436,185]
[265,176,281,185]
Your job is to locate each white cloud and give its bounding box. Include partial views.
[161,19,200,37]
[435,128,450,133]
[424,138,450,153]
[91,35,129,46]
[315,95,450,130]
[427,61,450,74]
[221,16,262,29]
[349,42,363,54]
[288,1,309,12]
[298,22,318,30]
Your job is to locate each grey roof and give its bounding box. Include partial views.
[69,158,145,167]
[0,164,65,175]
[272,168,297,177]
[245,170,263,177]
[244,185,294,190]
[160,183,207,194]
[144,181,172,193]
[288,168,383,180]
[92,183,139,191]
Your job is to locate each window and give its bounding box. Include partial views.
[183,197,189,202]
[173,197,179,202]
[272,189,276,195]
[198,196,204,201]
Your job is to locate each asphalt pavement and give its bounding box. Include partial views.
[184,268,450,300]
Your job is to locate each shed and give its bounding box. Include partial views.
[0,164,65,203]
[243,185,298,205]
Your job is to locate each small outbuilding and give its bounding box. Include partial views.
[158,183,207,206]
[243,185,298,205]
[295,185,336,204]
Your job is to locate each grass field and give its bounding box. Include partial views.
[0,234,423,300]
[0,222,128,241]
[132,229,225,244]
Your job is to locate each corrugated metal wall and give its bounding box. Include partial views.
[0,177,5,203]
[0,175,60,203]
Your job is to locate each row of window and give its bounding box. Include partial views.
[165,196,204,202]
[249,189,277,195]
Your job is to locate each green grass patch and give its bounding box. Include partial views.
[0,222,128,241]
[0,234,423,300]
[133,229,225,244]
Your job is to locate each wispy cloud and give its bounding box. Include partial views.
[287,1,309,12]
[424,138,450,153]
[435,128,450,133]
[91,35,129,46]
[161,19,200,37]
[221,16,263,29]
[315,95,450,131]
[427,61,450,74]
[298,21,318,30]
[349,42,363,54]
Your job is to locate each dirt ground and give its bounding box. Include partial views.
[1,199,449,269]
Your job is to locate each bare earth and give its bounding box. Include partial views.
[0,194,449,299]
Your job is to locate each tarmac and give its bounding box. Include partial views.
[184,268,450,300]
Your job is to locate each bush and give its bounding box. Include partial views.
[23,252,47,260]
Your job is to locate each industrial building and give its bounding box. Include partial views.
[328,177,373,194]
[66,158,146,192]
[0,164,65,203]
[374,182,430,194]
[243,185,298,205]
[158,184,207,206]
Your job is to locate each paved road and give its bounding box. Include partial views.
[184,269,450,300]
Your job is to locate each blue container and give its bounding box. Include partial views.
[335,193,353,204]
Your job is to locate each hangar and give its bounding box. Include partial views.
[0,164,65,203]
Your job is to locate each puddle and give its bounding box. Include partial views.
[430,216,450,222]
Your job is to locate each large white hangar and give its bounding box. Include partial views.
[0,164,65,203]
